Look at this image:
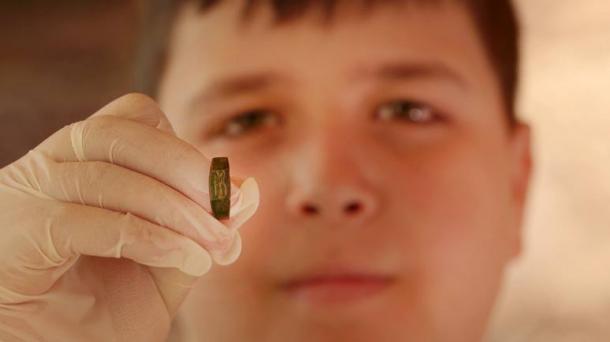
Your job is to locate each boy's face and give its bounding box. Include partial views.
[158,1,531,341]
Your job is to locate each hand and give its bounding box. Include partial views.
[0,94,260,341]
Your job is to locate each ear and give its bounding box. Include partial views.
[507,122,533,258]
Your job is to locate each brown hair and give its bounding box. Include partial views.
[134,0,520,125]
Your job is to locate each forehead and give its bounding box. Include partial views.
[163,0,499,109]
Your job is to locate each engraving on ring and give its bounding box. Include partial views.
[212,170,228,199]
[209,157,230,219]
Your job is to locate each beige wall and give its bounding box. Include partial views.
[488,1,610,341]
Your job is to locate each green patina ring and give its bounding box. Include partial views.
[209,157,230,220]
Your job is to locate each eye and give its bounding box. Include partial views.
[220,109,280,137]
[375,100,439,124]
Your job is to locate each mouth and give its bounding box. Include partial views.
[281,270,396,305]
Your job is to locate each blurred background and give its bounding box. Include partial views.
[1,1,609,341]
[0,1,139,165]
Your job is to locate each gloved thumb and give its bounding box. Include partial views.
[146,175,259,318]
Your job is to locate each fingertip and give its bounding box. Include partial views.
[210,233,243,266]
[222,177,259,232]
[180,240,213,277]
[89,93,176,134]
[241,177,260,207]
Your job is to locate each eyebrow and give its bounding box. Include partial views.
[350,61,467,88]
[193,71,292,105]
[190,61,466,109]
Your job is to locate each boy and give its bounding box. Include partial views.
[0,0,531,341]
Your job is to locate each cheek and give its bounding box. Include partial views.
[403,152,509,249]
[394,142,514,337]
[386,136,513,243]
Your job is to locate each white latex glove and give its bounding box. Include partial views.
[0,93,260,341]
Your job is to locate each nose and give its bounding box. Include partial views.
[285,138,379,225]
[288,185,377,222]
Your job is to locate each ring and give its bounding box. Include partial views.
[209,157,230,219]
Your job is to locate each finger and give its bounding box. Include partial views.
[35,93,176,157]
[225,177,260,231]
[212,233,243,266]
[45,200,213,277]
[202,177,258,265]
[34,96,241,221]
[27,151,235,253]
[88,92,177,135]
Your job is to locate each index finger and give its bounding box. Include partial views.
[35,93,241,218]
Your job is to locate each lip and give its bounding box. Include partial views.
[281,272,396,305]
